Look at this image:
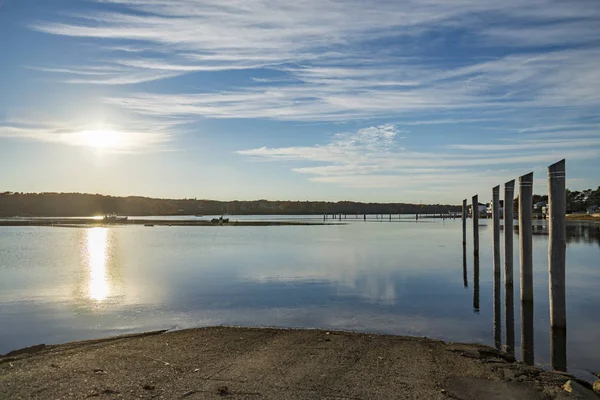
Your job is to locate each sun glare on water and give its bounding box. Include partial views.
[86,227,109,301]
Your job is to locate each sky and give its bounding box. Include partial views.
[0,0,599,203]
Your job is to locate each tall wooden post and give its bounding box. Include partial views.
[492,186,501,350]
[472,195,479,259]
[462,199,467,246]
[519,172,534,365]
[548,159,567,371]
[462,199,468,288]
[504,180,515,356]
[416,213,419,221]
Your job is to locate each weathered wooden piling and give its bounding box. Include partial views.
[519,172,534,365]
[364,214,366,221]
[472,195,479,259]
[462,199,467,246]
[492,186,502,350]
[504,180,515,356]
[548,159,567,371]
[416,213,419,221]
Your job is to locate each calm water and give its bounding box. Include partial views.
[1,218,598,378]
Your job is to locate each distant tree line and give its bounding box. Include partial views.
[509,187,600,214]
[565,188,600,213]
[0,192,462,217]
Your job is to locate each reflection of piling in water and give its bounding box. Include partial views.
[462,242,468,288]
[519,172,534,365]
[548,159,567,372]
[473,248,480,313]
[462,197,468,289]
[472,195,480,313]
[492,186,502,350]
[504,180,515,356]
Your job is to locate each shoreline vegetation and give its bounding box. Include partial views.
[1,214,597,227]
[1,326,597,399]
[0,218,336,227]
[566,214,600,221]
[0,192,460,218]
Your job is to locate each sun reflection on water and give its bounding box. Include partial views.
[86,228,109,301]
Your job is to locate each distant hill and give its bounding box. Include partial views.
[0,192,461,217]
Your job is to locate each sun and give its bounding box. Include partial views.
[80,129,124,149]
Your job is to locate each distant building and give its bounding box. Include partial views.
[588,205,600,215]
[486,200,504,218]
[468,203,488,217]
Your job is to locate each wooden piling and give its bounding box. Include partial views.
[504,180,515,356]
[462,199,467,246]
[519,172,534,365]
[548,159,567,371]
[493,186,501,350]
[472,195,479,259]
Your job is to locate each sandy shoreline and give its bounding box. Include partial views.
[1,326,597,399]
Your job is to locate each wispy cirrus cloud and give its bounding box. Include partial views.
[27,0,600,121]
[237,124,600,190]
[88,48,600,121]
[0,119,178,152]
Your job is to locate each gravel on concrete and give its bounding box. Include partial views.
[1,326,597,399]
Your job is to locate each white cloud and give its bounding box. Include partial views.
[449,139,600,151]
[65,71,183,85]
[0,120,176,152]
[237,124,600,190]
[87,47,600,121]
[25,0,600,124]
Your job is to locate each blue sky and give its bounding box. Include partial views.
[0,0,599,203]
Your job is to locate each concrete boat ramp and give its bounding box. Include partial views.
[1,327,598,399]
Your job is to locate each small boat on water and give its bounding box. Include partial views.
[103,213,128,222]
